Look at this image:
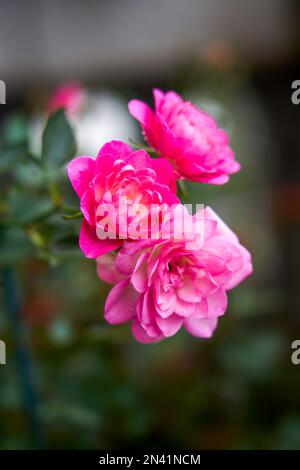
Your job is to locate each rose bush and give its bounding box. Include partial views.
[66,88,252,343]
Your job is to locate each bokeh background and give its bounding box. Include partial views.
[1,0,300,450]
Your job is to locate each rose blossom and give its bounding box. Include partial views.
[97,207,252,343]
[67,140,179,258]
[48,82,86,117]
[128,89,240,184]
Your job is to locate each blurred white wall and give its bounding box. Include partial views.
[0,0,296,90]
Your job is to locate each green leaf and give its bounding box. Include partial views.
[2,113,28,145]
[15,161,44,188]
[5,188,55,225]
[0,227,34,264]
[42,109,76,169]
[0,143,28,171]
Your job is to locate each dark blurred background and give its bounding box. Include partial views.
[0,0,300,450]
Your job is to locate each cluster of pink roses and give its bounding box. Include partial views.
[67,89,252,343]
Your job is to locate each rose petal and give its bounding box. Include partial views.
[79,219,121,258]
[105,279,139,324]
[131,252,149,293]
[151,158,178,193]
[128,99,154,128]
[132,320,164,344]
[206,289,228,317]
[184,317,218,338]
[80,187,96,226]
[97,140,132,160]
[67,156,95,197]
[96,253,125,285]
[177,276,202,302]
[127,149,151,170]
[156,314,183,337]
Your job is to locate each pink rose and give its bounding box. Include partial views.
[67,140,179,258]
[129,89,240,184]
[98,207,252,343]
[48,82,86,117]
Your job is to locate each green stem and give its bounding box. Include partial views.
[61,211,83,220]
[46,177,62,208]
[2,267,45,449]
[129,139,159,156]
[177,179,190,200]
